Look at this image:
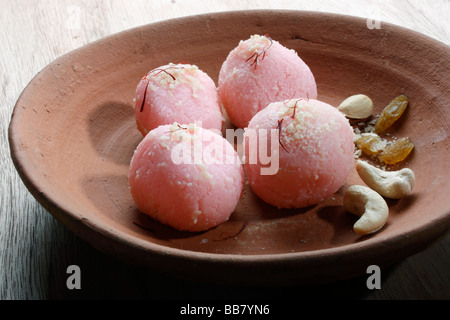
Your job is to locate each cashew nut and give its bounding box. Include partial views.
[338,94,373,119]
[343,185,389,235]
[356,160,415,199]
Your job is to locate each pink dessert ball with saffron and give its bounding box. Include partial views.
[218,34,317,128]
[244,99,355,209]
[134,63,223,136]
[128,123,244,232]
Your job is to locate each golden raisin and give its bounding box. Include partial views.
[374,95,408,134]
[355,133,385,156]
[379,137,414,164]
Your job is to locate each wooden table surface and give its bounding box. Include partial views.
[1,0,449,300]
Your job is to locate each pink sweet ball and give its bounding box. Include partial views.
[134,63,223,136]
[128,122,244,232]
[218,35,317,128]
[243,99,355,209]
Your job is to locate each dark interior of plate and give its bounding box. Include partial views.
[9,10,450,285]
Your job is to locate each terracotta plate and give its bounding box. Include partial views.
[9,10,450,285]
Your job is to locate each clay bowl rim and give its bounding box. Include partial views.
[8,10,450,277]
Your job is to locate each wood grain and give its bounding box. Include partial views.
[1,0,449,300]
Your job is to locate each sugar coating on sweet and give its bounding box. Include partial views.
[218,35,317,128]
[244,99,355,209]
[128,123,244,232]
[134,63,223,136]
